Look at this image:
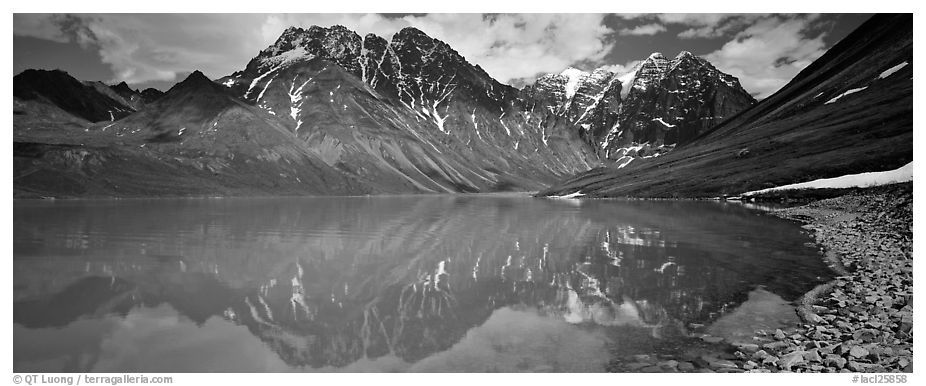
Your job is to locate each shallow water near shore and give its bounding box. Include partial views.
[13,195,835,372]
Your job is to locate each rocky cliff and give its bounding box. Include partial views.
[522,51,756,169]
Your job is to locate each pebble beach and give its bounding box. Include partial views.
[606,183,913,373]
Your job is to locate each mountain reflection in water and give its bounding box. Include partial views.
[13,195,833,372]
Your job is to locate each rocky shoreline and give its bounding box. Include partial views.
[746,182,913,373]
[606,182,912,373]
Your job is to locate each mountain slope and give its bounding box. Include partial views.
[15,71,370,198]
[108,81,164,110]
[13,69,135,122]
[538,14,912,199]
[13,96,91,143]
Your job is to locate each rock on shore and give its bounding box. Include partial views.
[746,182,912,372]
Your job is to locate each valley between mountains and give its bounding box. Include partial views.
[10,13,915,374]
[13,14,910,200]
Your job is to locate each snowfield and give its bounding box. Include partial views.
[617,67,638,100]
[742,162,912,196]
[879,62,908,79]
[549,191,586,199]
[825,87,868,105]
[653,117,676,127]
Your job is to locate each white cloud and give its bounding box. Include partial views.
[14,14,70,42]
[655,13,730,27]
[609,13,830,98]
[262,14,616,84]
[13,13,615,87]
[678,24,735,39]
[13,12,834,98]
[257,13,409,44]
[613,13,768,39]
[672,14,768,39]
[618,23,667,36]
[402,14,613,83]
[704,15,827,99]
[599,60,642,76]
[14,14,98,45]
[15,14,275,84]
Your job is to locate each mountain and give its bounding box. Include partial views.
[521,52,756,168]
[13,69,135,122]
[140,88,165,101]
[215,26,601,193]
[108,81,164,109]
[538,14,912,199]
[13,25,758,198]
[15,71,369,197]
[111,70,365,195]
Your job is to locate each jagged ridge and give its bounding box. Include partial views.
[14,23,762,198]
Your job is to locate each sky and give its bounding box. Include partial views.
[13,13,872,98]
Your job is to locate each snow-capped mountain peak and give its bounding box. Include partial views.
[207,24,600,194]
[674,51,694,60]
[523,50,756,159]
[245,25,363,77]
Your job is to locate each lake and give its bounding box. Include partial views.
[13,195,834,372]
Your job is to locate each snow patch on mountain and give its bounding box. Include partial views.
[549,191,586,199]
[617,68,638,100]
[471,108,482,140]
[742,162,912,196]
[245,65,283,99]
[615,156,634,169]
[601,124,621,150]
[560,68,586,100]
[432,104,449,134]
[289,77,313,124]
[613,143,645,157]
[256,77,275,102]
[825,87,868,104]
[498,115,511,136]
[742,162,913,196]
[653,117,676,127]
[879,62,908,79]
[576,92,605,123]
[260,47,316,68]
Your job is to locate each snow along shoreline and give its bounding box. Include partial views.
[537,163,911,201]
[741,162,912,197]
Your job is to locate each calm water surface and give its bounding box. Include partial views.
[13,195,833,372]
